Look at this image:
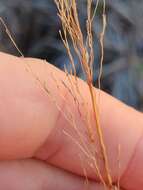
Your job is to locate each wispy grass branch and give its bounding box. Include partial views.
[55,0,114,188]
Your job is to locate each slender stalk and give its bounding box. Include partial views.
[0,17,24,57]
[55,0,113,188]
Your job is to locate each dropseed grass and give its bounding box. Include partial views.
[54,0,114,189]
[0,1,120,189]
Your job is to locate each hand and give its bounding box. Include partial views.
[0,52,143,190]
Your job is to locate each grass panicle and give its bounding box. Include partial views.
[0,1,120,188]
[54,0,114,188]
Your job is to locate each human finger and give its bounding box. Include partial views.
[0,159,104,190]
[0,52,143,189]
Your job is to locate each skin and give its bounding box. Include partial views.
[0,52,143,189]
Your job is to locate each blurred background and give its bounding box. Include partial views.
[0,0,143,110]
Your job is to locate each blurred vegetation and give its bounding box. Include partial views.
[0,0,143,110]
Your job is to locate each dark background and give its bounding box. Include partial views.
[0,0,143,110]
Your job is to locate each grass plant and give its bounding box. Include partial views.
[0,1,120,189]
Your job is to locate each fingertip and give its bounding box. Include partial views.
[0,53,64,159]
